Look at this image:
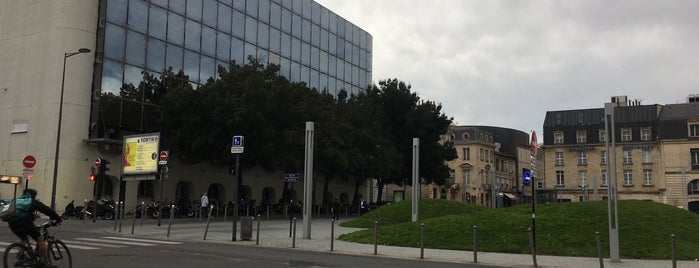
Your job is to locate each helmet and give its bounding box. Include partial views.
[23,188,37,199]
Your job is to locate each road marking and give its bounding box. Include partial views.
[75,237,155,247]
[61,239,124,248]
[101,236,182,245]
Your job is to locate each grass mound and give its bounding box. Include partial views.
[339,199,699,260]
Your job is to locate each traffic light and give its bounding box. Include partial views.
[90,166,98,182]
[100,158,111,174]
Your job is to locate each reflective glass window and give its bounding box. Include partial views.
[218,4,232,33]
[217,32,231,60]
[353,44,359,63]
[360,31,367,50]
[184,50,200,83]
[230,37,245,66]
[151,0,167,8]
[344,21,352,42]
[233,0,245,11]
[270,3,281,29]
[202,0,217,27]
[200,55,215,82]
[216,60,227,78]
[292,0,302,14]
[320,29,328,51]
[281,9,292,33]
[128,0,147,33]
[360,50,366,69]
[310,69,318,89]
[359,69,366,88]
[328,55,336,76]
[258,23,269,49]
[328,33,336,54]
[149,6,167,40]
[167,13,185,45]
[319,73,327,92]
[290,61,300,82]
[311,47,319,70]
[123,64,144,88]
[336,17,345,38]
[302,19,311,42]
[201,26,216,56]
[187,0,202,20]
[344,62,351,84]
[320,51,328,73]
[258,0,270,23]
[280,32,291,58]
[328,13,337,34]
[291,14,301,38]
[166,44,183,71]
[344,40,352,61]
[353,25,360,44]
[291,37,301,61]
[320,8,328,30]
[311,24,320,47]
[101,59,123,95]
[244,42,257,62]
[104,24,125,60]
[185,19,201,51]
[367,35,373,52]
[170,0,186,15]
[232,10,245,38]
[352,65,359,85]
[106,0,127,25]
[301,42,310,65]
[279,57,290,78]
[335,38,344,59]
[269,27,281,53]
[125,31,146,66]
[245,16,257,44]
[312,2,320,24]
[220,0,232,6]
[302,0,311,17]
[247,0,259,18]
[328,77,336,95]
[147,38,166,72]
[336,59,344,80]
[268,52,280,65]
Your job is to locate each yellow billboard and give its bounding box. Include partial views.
[122,133,160,174]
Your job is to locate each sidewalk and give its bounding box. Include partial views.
[89,216,697,268]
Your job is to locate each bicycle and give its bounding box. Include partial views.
[3,221,72,268]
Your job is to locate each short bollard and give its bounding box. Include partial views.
[595,231,604,268]
[256,214,261,245]
[140,202,145,226]
[373,221,378,255]
[203,205,213,240]
[224,204,228,222]
[529,228,538,267]
[289,217,293,237]
[267,204,271,220]
[420,223,425,259]
[167,205,175,238]
[331,219,335,251]
[131,210,136,234]
[292,217,297,248]
[82,199,87,224]
[671,234,676,268]
[473,225,478,263]
[114,201,120,231]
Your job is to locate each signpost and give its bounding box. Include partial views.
[284,173,300,182]
[530,131,538,265]
[23,155,36,169]
[22,155,36,189]
[159,151,168,165]
[231,135,244,241]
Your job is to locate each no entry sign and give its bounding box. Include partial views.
[23,155,36,169]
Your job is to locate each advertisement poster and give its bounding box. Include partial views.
[122,133,160,174]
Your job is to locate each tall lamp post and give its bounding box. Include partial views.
[50,48,91,210]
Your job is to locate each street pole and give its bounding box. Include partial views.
[51,48,90,210]
[302,122,314,239]
[604,102,620,262]
[411,138,419,222]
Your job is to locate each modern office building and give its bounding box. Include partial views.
[0,0,372,211]
[541,95,699,212]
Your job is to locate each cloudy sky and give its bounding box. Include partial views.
[316,0,699,138]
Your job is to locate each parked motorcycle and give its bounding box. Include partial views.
[61,200,84,220]
[84,199,115,220]
[135,201,160,219]
[160,201,195,218]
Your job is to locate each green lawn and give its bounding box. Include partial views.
[339,199,699,260]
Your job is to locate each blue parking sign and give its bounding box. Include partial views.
[232,135,244,147]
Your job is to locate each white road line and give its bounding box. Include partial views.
[75,237,155,247]
[60,244,100,250]
[0,241,12,247]
[61,239,125,248]
[101,236,182,245]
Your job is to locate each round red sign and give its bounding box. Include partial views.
[159,151,168,161]
[23,155,36,169]
[94,158,101,166]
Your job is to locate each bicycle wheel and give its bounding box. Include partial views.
[3,242,29,268]
[48,240,72,268]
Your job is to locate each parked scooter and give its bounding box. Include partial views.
[84,199,116,220]
[135,201,160,219]
[160,201,195,218]
[61,200,84,220]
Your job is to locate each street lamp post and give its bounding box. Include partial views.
[50,48,91,210]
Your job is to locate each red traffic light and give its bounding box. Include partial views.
[89,173,96,181]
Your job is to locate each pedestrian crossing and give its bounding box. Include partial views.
[0,236,182,251]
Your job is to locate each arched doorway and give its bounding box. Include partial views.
[175,181,194,206]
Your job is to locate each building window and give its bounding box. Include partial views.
[462,148,470,160]
[601,170,608,186]
[623,170,633,186]
[480,148,484,161]
[577,112,584,125]
[462,170,470,186]
[578,151,587,165]
[691,149,699,170]
[463,133,470,140]
[689,123,699,137]
[640,128,651,141]
[623,150,632,164]
[643,169,653,186]
[621,129,632,141]
[689,180,699,195]
[449,134,455,141]
[577,131,587,143]
[556,171,565,186]
[600,151,607,165]
[578,170,588,186]
[642,149,652,163]
[555,113,562,125]
[554,132,564,144]
[598,130,606,143]
[555,152,564,165]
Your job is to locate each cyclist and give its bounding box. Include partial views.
[7,188,62,267]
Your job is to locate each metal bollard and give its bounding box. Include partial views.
[473,225,478,263]
[671,234,676,268]
[167,205,175,238]
[289,216,293,237]
[131,210,136,235]
[331,219,335,251]
[82,199,87,224]
[140,202,145,226]
[224,204,228,222]
[292,217,297,248]
[204,205,213,240]
[529,228,538,267]
[596,231,604,268]
[420,223,425,259]
[266,204,271,220]
[114,201,120,231]
[256,214,261,245]
[373,221,378,255]
[118,201,123,233]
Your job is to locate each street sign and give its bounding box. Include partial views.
[94,157,101,167]
[284,173,300,182]
[23,155,36,169]
[231,147,244,154]
[232,135,244,147]
[159,151,168,165]
[522,170,531,185]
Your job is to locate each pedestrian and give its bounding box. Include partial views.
[331,198,341,221]
[200,193,209,218]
